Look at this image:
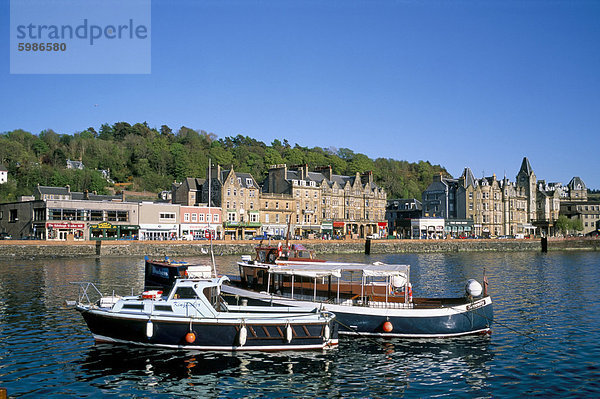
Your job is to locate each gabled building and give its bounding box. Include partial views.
[66,159,84,170]
[172,178,205,206]
[567,177,587,201]
[516,157,537,223]
[263,164,387,239]
[202,165,261,240]
[560,176,599,235]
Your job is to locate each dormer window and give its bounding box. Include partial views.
[246,178,252,186]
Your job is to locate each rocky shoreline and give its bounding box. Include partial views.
[0,237,598,259]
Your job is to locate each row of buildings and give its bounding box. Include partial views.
[387,157,600,239]
[0,158,596,241]
[0,164,388,241]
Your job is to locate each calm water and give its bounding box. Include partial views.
[1,251,599,398]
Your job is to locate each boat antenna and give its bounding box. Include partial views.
[208,158,217,278]
[285,212,292,247]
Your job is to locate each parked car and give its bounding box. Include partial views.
[0,233,12,240]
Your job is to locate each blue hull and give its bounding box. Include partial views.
[221,285,493,338]
[78,308,338,351]
[334,301,493,337]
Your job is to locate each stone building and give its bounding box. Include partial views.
[559,177,599,235]
[516,157,537,223]
[259,193,295,238]
[422,158,539,237]
[171,178,205,206]
[202,165,261,240]
[263,164,387,238]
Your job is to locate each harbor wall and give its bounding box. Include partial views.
[0,237,598,259]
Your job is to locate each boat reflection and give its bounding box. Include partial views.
[78,344,335,380]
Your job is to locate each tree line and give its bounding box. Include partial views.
[0,122,449,202]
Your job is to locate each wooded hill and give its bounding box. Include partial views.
[0,122,449,202]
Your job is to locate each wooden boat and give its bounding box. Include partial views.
[220,244,493,338]
[73,276,338,351]
[144,256,213,290]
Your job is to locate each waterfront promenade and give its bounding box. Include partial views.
[0,237,597,259]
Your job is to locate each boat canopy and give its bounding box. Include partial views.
[267,262,410,280]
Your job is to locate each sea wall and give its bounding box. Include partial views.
[0,237,598,259]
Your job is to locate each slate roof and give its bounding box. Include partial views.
[518,157,533,176]
[568,176,586,191]
[221,170,258,188]
[461,167,476,187]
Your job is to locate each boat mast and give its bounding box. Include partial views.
[209,158,217,277]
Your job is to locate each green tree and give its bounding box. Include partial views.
[556,215,570,235]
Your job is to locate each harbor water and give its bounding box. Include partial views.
[0,251,599,397]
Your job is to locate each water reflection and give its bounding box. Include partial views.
[1,252,599,397]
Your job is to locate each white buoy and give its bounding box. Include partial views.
[465,279,483,297]
[324,325,330,341]
[238,325,247,346]
[286,324,293,343]
[391,275,406,288]
[146,320,153,338]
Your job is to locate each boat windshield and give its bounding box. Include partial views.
[173,286,200,299]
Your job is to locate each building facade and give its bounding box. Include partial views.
[386,199,422,238]
[202,165,261,240]
[179,205,222,239]
[263,164,387,239]
[259,193,295,238]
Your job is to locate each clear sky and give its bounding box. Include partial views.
[2,0,599,188]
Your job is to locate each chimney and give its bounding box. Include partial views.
[66,184,70,193]
[315,165,332,180]
[361,171,373,185]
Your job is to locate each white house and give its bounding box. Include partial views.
[0,165,7,184]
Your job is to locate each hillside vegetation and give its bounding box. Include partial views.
[0,122,448,202]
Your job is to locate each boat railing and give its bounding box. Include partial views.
[69,282,136,305]
[184,299,217,318]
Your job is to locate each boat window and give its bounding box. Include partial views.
[257,250,267,263]
[122,304,144,310]
[154,304,173,312]
[173,287,200,299]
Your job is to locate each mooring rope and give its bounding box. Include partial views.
[332,318,392,349]
[447,300,537,341]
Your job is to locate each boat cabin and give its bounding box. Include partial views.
[238,261,414,308]
[252,243,324,265]
[109,277,229,317]
[144,256,213,291]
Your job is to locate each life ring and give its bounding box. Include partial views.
[407,283,413,302]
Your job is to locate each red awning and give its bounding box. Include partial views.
[378,222,388,227]
[333,221,345,228]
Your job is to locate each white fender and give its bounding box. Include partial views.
[146,320,153,338]
[286,324,293,343]
[238,325,247,346]
[324,325,330,341]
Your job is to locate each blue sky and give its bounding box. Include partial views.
[2,0,599,188]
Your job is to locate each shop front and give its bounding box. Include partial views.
[139,224,179,241]
[180,223,219,240]
[321,221,333,239]
[223,222,261,240]
[89,222,139,240]
[332,221,345,239]
[377,221,388,237]
[445,219,474,238]
[46,222,85,241]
